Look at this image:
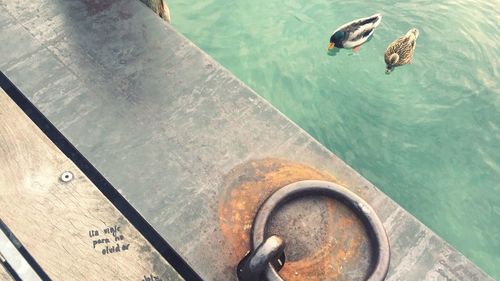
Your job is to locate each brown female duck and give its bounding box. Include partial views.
[384,28,419,74]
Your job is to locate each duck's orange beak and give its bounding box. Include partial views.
[328,43,335,50]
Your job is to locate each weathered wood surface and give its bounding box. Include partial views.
[0,270,11,281]
[0,227,41,281]
[0,89,182,281]
[0,263,12,281]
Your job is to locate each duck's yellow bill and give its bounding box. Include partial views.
[328,43,335,50]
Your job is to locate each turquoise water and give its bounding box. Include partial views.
[169,0,500,278]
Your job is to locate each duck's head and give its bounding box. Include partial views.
[328,31,345,50]
[407,28,419,39]
[385,53,399,74]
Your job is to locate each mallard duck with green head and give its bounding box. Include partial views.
[328,14,382,54]
[384,28,419,74]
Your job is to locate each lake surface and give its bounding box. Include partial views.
[168,0,500,278]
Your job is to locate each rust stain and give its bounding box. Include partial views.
[219,159,369,280]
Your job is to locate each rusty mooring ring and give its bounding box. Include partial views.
[248,180,390,281]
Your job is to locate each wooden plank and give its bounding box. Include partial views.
[0,262,13,281]
[0,269,12,281]
[0,228,41,280]
[0,88,183,281]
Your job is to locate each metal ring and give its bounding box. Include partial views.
[237,235,285,281]
[251,180,390,281]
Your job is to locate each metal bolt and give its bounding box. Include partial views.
[60,171,74,182]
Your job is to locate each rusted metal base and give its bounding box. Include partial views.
[219,159,374,281]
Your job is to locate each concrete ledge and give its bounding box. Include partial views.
[0,0,492,280]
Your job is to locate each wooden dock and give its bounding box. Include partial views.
[0,89,182,280]
[0,258,11,281]
[0,268,10,281]
[0,0,494,280]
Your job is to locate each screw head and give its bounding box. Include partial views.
[60,171,74,182]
